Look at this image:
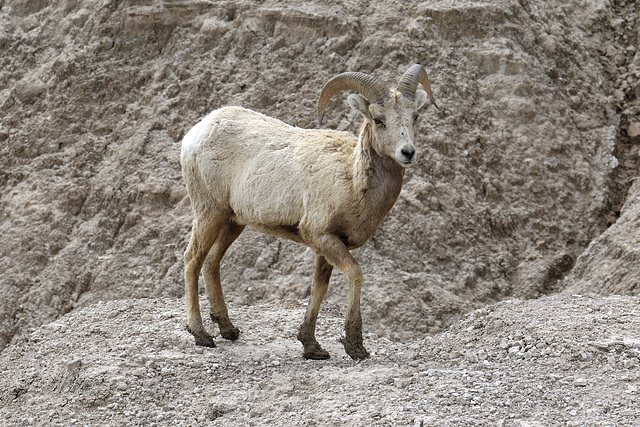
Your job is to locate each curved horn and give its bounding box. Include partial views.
[396,64,439,109]
[317,72,390,124]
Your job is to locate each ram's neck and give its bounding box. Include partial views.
[353,122,404,214]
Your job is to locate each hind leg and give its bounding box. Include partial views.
[184,215,228,347]
[202,220,245,340]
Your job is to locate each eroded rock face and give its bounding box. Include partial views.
[562,179,640,296]
[0,0,631,349]
[560,0,640,298]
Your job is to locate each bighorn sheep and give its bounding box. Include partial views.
[180,64,438,359]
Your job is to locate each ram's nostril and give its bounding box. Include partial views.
[401,147,415,159]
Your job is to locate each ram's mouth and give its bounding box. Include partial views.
[398,159,415,168]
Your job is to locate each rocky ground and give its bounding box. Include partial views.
[1,0,640,425]
[1,295,639,426]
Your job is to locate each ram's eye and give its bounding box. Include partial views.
[413,114,419,122]
[374,118,385,128]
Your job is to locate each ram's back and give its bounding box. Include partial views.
[180,106,358,237]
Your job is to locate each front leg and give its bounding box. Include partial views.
[339,299,369,359]
[338,275,369,360]
[311,234,369,360]
[298,255,333,359]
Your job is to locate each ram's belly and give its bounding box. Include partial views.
[248,223,305,243]
[231,197,303,229]
[229,172,305,231]
[232,209,305,244]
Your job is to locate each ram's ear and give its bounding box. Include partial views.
[347,93,371,118]
[415,89,428,110]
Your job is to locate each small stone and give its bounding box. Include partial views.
[255,256,270,272]
[13,75,47,104]
[628,122,640,138]
[574,378,588,387]
[67,359,82,370]
[466,352,479,363]
[394,377,410,388]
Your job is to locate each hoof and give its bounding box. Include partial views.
[220,326,240,341]
[211,314,240,341]
[196,335,216,348]
[302,343,330,360]
[340,336,369,360]
[187,325,216,348]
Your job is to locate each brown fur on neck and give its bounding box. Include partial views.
[345,121,405,248]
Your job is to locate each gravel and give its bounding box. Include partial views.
[1,294,639,426]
